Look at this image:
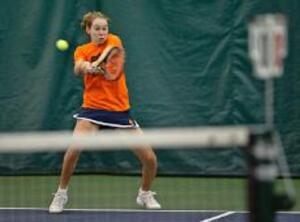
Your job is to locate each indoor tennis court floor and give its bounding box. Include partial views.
[0,208,299,222]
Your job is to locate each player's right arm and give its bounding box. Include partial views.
[74,46,101,76]
[74,59,96,76]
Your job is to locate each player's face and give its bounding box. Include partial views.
[87,17,109,44]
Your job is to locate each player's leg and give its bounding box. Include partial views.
[132,142,157,191]
[49,120,98,213]
[59,119,98,188]
[131,128,161,209]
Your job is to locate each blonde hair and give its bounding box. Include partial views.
[80,11,110,30]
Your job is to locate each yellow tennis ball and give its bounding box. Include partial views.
[56,39,69,51]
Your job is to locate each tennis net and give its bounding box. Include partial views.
[0,126,296,222]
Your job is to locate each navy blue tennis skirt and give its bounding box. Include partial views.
[73,108,139,129]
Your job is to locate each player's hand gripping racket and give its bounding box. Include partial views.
[92,45,124,80]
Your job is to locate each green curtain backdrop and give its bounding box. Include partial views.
[0,0,299,176]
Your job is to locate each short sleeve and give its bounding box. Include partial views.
[74,46,86,62]
[108,34,123,49]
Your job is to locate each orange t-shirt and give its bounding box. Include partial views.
[74,34,130,111]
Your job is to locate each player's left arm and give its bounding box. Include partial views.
[102,47,125,80]
[91,45,125,80]
[92,35,125,80]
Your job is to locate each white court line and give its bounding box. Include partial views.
[0,208,299,216]
[199,211,235,222]
[277,211,300,214]
[0,207,236,213]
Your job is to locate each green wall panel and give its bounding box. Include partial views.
[0,0,299,176]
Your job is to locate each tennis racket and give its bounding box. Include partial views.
[92,45,124,78]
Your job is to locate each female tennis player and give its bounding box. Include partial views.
[49,11,161,213]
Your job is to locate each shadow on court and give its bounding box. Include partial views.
[0,209,298,222]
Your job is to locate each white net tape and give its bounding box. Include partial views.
[0,126,251,152]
